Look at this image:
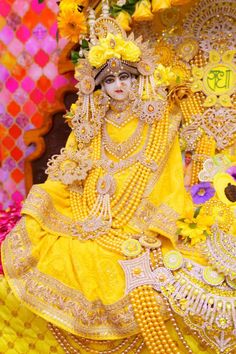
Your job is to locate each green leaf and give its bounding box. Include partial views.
[176,76,181,84]
[193,206,201,218]
[38,0,44,3]
[176,228,182,235]
[110,0,138,16]
[71,51,80,64]
[110,5,123,17]
[189,223,197,229]
[81,39,89,49]
[127,0,139,4]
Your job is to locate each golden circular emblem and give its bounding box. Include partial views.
[163,250,183,270]
[121,239,142,257]
[139,235,161,249]
[203,266,224,286]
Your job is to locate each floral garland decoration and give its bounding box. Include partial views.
[111,0,192,30]
[52,0,193,64]
[88,33,141,68]
[177,153,236,246]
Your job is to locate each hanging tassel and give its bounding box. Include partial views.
[80,174,115,234]
[81,194,112,233]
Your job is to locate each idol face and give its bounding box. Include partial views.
[101,72,132,101]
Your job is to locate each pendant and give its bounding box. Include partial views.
[121,239,142,257]
[163,250,183,271]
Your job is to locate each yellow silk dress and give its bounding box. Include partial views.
[0,112,212,353]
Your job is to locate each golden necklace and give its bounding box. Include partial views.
[70,106,170,252]
[102,119,145,159]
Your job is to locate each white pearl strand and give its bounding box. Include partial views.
[48,323,145,354]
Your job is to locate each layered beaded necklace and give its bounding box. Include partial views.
[105,98,139,128]
[102,119,145,159]
[70,104,171,248]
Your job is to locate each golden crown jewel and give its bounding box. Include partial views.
[74,0,158,86]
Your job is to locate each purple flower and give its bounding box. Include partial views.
[191,182,215,205]
[226,166,236,181]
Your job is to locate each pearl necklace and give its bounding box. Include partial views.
[96,126,151,175]
[102,120,145,159]
[106,98,140,128]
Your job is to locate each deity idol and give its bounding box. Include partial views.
[1,3,236,354]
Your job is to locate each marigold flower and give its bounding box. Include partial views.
[57,8,87,43]
[59,0,88,11]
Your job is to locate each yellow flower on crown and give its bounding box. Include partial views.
[88,33,142,68]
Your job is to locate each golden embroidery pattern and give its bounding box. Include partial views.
[131,201,179,238]
[22,185,76,237]
[2,220,139,339]
[162,260,236,354]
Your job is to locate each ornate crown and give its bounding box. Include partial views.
[61,0,177,147]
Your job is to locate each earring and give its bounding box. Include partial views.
[129,79,138,101]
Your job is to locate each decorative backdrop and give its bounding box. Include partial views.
[0,0,68,207]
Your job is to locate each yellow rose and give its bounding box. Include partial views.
[152,0,171,12]
[88,46,107,68]
[121,41,141,62]
[98,34,122,56]
[104,49,122,62]
[99,33,115,50]
[132,0,154,22]
[116,11,132,31]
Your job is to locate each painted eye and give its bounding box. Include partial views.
[104,77,115,84]
[119,73,129,81]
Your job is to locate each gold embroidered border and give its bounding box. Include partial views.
[2,219,139,339]
[22,185,76,237]
[131,200,179,238]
